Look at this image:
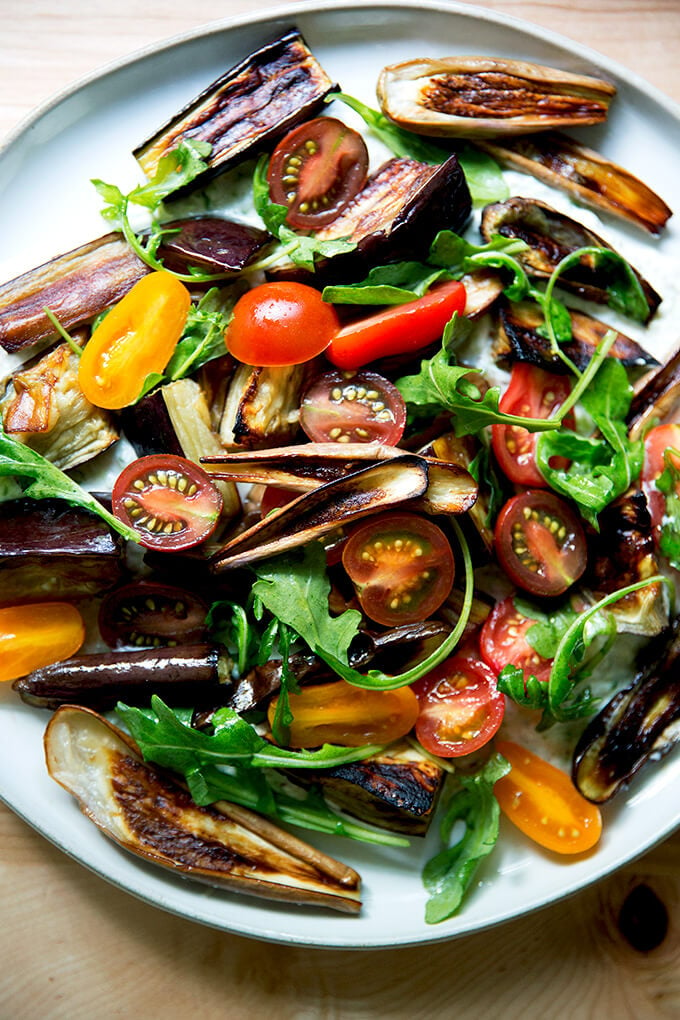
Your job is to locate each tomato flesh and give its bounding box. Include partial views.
[326,280,467,370]
[78,271,191,409]
[491,363,572,487]
[300,369,406,445]
[112,455,223,551]
[495,741,602,854]
[0,602,85,683]
[495,490,587,597]
[412,655,505,757]
[268,679,419,748]
[342,512,454,627]
[480,595,553,683]
[268,117,369,230]
[226,281,340,367]
[98,581,209,649]
[641,423,680,541]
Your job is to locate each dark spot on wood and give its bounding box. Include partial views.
[618,883,669,952]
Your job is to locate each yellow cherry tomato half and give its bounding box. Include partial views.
[78,271,191,409]
[0,602,86,683]
[268,679,420,748]
[494,741,602,855]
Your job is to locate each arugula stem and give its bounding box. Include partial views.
[42,307,82,357]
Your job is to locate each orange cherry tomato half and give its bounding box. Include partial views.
[78,271,191,409]
[342,512,455,627]
[0,602,85,683]
[225,281,340,367]
[267,117,369,230]
[268,679,420,748]
[494,741,602,854]
[412,654,505,757]
[326,280,467,370]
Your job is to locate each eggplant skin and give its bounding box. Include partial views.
[134,30,338,189]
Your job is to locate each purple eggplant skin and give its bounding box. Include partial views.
[572,619,680,803]
[13,644,224,711]
[156,218,271,274]
[119,389,184,459]
[0,499,125,606]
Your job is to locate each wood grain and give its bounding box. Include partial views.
[1,1,679,1017]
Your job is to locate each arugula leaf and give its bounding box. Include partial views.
[656,447,680,570]
[269,624,301,747]
[322,263,452,305]
[0,425,140,543]
[422,753,510,923]
[496,665,550,713]
[206,599,278,677]
[512,597,580,659]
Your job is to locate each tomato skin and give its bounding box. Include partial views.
[412,655,505,757]
[268,117,369,230]
[326,281,467,370]
[300,369,406,445]
[268,680,419,748]
[494,741,602,854]
[78,272,191,409]
[226,282,340,367]
[480,596,552,684]
[0,602,85,683]
[112,455,223,551]
[342,512,455,627]
[495,490,587,598]
[641,423,680,540]
[491,363,572,488]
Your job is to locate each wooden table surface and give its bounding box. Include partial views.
[1,2,679,1017]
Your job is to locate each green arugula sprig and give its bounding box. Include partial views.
[422,753,510,923]
[655,447,680,570]
[0,425,140,543]
[206,598,279,677]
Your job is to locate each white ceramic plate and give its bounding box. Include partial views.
[1,1,680,949]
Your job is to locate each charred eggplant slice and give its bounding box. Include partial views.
[573,619,680,803]
[0,499,124,605]
[494,300,658,373]
[0,233,148,354]
[45,706,361,912]
[134,30,338,189]
[477,132,672,235]
[628,344,680,440]
[480,197,661,323]
[155,217,271,274]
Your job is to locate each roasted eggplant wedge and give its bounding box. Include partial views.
[134,30,337,188]
[45,706,361,912]
[155,217,271,274]
[480,197,661,323]
[628,344,680,440]
[377,57,615,138]
[494,300,658,373]
[573,619,680,803]
[0,233,148,354]
[218,361,310,449]
[477,132,672,235]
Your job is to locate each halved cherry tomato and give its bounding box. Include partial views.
[412,654,505,757]
[480,595,553,683]
[260,486,300,518]
[0,602,85,683]
[300,369,406,445]
[78,272,191,409]
[342,512,454,627]
[268,679,419,748]
[98,581,209,649]
[494,741,602,854]
[112,455,223,551]
[267,117,369,230]
[226,281,340,366]
[495,490,587,598]
[491,363,573,487]
[641,423,680,540]
[326,280,467,370]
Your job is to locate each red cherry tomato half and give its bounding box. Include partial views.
[494,741,602,854]
[641,423,680,540]
[495,490,587,598]
[412,654,505,757]
[300,369,407,445]
[267,117,369,230]
[260,486,300,518]
[98,581,209,649]
[491,363,573,488]
[112,455,223,551]
[326,280,467,370]
[480,595,552,684]
[268,679,420,748]
[225,281,340,367]
[342,512,454,627]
